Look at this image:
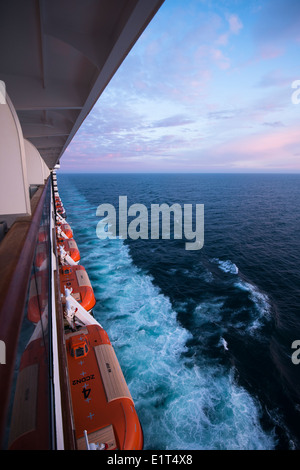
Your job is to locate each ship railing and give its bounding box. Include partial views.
[0,176,75,450]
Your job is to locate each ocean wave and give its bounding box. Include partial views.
[212,258,239,274]
[58,177,276,450]
[219,336,229,351]
[208,256,271,335]
[83,239,275,449]
[234,280,271,334]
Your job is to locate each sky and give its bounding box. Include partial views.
[61,0,300,173]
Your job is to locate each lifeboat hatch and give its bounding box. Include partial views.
[77,425,117,450]
[62,267,72,275]
[70,335,89,359]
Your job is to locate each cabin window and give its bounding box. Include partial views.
[71,342,89,358]
[75,347,85,357]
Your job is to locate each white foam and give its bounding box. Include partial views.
[234,280,271,333]
[88,240,275,449]
[220,337,229,351]
[215,259,239,274]
[58,179,276,450]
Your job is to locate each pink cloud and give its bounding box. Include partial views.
[216,33,229,46]
[196,45,231,70]
[227,14,243,35]
[259,44,284,60]
[211,48,231,69]
[210,126,300,169]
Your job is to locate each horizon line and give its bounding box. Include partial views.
[56,170,300,175]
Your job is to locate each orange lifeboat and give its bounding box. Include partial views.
[56,223,73,238]
[56,205,66,218]
[65,324,143,450]
[55,197,62,205]
[60,265,96,312]
[55,203,63,212]
[57,238,80,264]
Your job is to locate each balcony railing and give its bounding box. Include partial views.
[0,177,75,449]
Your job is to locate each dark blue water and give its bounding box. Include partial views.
[57,173,300,450]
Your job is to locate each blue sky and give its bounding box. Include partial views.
[61,0,300,173]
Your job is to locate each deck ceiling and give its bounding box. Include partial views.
[0,0,164,169]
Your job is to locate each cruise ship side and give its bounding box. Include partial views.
[0,0,164,450]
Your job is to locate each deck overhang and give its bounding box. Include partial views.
[0,0,164,169]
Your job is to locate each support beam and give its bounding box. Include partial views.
[37,0,47,89]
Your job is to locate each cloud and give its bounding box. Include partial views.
[151,115,195,128]
[210,48,231,69]
[207,110,236,120]
[215,13,243,46]
[227,14,243,35]
[60,1,300,174]
[256,70,295,88]
[259,45,284,60]
[215,33,229,46]
[175,124,300,172]
[262,121,285,128]
[212,126,300,162]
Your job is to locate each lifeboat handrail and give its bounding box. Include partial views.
[64,287,102,329]
[83,430,106,450]
[59,245,77,266]
[56,213,66,225]
[57,225,68,240]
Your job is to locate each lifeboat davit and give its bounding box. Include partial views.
[65,323,143,450]
[56,223,73,238]
[56,206,66,219]
[57,238,80,264]
[55,200,66,218]
[55,202,64,212]
[60,265,96,312]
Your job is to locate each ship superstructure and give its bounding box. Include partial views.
[0,0,164,450]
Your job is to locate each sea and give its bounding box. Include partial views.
[57,173,300,451]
